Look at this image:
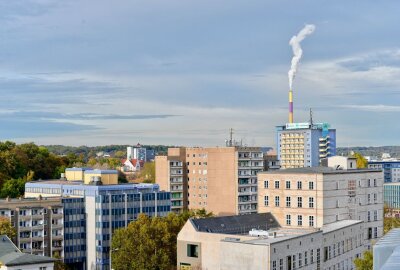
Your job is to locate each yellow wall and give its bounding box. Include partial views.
[84,172,118,185]
[65,170,84,181]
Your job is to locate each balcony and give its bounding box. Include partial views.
[19,226,31,232]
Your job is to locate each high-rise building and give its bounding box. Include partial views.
[276,122,336,168]
[156,146,264,215]
[383,182,400,210]
[368,160,400,183]
[257,157,383,248]
[24,168,171,270]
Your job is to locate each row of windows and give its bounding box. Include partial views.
[271,248,320,270]
[285,214,315,227]
[264,180,314,190]
[264,196,314,208]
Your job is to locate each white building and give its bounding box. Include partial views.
[177,213,365,270]
[0,235,55,270]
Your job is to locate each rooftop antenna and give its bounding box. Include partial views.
[309,108,313,127]
[229,128,234,147]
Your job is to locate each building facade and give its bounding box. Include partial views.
[156,147,264,215]
[25,180,171,270]
[177,214,365,270]
[368,161,400,183]
[0,197,64,259]
[276,122,336,169]
[373,228,400,270]
[257,166,384,248]
[383,182,400,210]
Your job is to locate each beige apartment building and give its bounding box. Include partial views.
[156,146,263,215]
[177,213,365,270]
[257,157,383,248]
[0,197,64,258]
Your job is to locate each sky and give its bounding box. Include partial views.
[0,0,400,147]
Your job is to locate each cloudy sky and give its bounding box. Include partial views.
[0,0,399,147]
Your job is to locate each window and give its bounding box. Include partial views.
[305,251,308,265]
[367,211,371,222]
[374,179,377,187]
[275,181,280,189]
[264,196,269,206]
[368,194,371,204]
[279,258,283,270]
[374,227,378,238]
[309,197,314,208]
[187,244,199,258]
[309,181,314,190]
[374,210,378,221]
[297,197,303,208]
[286,214,291,225]
[272,260,277,270]
[39,267,47,270]
[374,193,377,203]
[264,181,269,189]
[298,215,303,226]
[368,179,371,187]
[297,181,302,190]
[299,253,303,267]
[286,181,291,189]
[275,196,280,207]
[311,249,314,263]
[309,216,315,227]
[286,197,291,207]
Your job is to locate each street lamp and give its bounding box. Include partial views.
[110,248,119,270]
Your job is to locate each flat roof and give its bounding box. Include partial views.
[191,213,279,235]
[322,220,363,234]
[259,167,382,175]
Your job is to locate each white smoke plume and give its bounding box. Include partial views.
[288,24,316,89]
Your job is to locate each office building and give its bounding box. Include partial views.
[156,146,263,216]
[373,228,400,270]
[276,122,336,169]
[24,171,171,270]
[384,182,400,210]
[368,160,400,183]
[0,235,55,270]
[177,213,365,270]
[257,157,383,248]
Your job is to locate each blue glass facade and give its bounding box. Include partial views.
[384,183,400,209]
[25,182,171,270]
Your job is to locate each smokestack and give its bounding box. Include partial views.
[288,24,316,123]
[289,89,293,123]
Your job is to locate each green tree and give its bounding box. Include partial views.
[354,250,373,270]
[383,204,400,234]
[0,216,16,239]
[0,178,27,198]
[114,150,126,158]
[111,210,212,270]
[353,152,368,168]
[140,162,155,183]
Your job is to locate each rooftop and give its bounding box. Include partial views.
[190,213,279,235]
[322,220,363,234]
[260,167,382,175]
[0,235,54,266]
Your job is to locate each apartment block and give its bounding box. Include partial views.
[276,122,336,169]
[156,147,263,216]
[25,177,171,270]
[257,163,383,248]
[177,213,365,270]
[155,148,187,213]
[0,197,64,258]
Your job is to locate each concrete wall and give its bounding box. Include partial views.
[155,156,170,192]
[65,170,84,181]
[84,172,118,185]
[86,196,97,270]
